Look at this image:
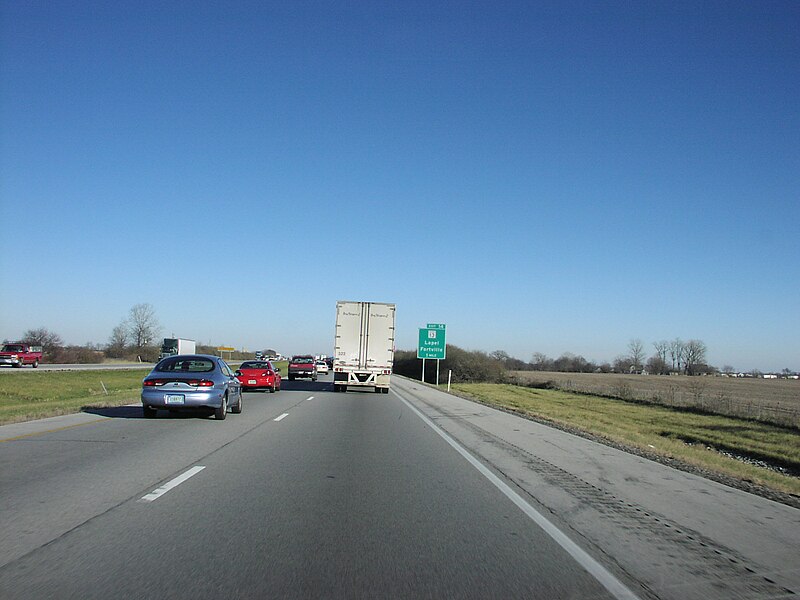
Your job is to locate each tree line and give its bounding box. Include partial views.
[393,338,712,385]
[8,303,260,364]
[508,338,711,375]
[7,303,165,363]
[10,308,777,377]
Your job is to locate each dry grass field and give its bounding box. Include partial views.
[510,371,800,428]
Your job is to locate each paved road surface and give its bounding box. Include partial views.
[1,375,797,599]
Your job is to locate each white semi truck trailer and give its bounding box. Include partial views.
[333,301,395,393]
[159,338,197,360]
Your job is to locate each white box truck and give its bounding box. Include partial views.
[159,338,197,360]
[333,301,395,393]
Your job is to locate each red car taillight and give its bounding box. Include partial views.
[143,379,167,387]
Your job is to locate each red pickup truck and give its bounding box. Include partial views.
[0,343,43,368]
[287,355,317,381]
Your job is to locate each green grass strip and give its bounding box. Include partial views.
[0,369,150,425]
[451,383,800,497]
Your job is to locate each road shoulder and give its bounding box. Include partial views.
[393,376,800,600]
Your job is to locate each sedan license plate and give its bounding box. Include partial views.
[248,380,257,385]
[165,394,185,404]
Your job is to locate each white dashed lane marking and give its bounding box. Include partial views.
[140,466,206,502]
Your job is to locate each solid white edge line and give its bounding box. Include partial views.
[274,413,289,421]
[392,387,641,600]
[140,466,206,502]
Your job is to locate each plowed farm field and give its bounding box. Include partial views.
[510,371,800,428]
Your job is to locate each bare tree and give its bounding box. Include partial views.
[653,340,669,364]
[106,323,130,357]
[646,355,669,375]
[22,327,63,355]
[628,339,645,371]
[127,303,161,349]
[613,355,634,373]
[490,350,510,363]
[531,352,551,371]
[669,338,685,372]
[21,327,64,362]
[683,339,707,375]
[722,365,735,375]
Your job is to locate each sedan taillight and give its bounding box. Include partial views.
[143,378,214,387]
[187,379,214,387]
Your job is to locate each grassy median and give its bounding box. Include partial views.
[451,383,800,497]
[0,361,290,426]
[0,369,150,425]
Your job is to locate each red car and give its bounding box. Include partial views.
[236,360,282,393]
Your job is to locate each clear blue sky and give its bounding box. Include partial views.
[1,1,798,372]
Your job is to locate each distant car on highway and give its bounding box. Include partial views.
[288,355,317,381]
[236,360,282,393]
[141,355,243,420]
[315,360,329,374]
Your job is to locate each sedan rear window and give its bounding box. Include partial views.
[241,361,270,369]
[157,358,215,372]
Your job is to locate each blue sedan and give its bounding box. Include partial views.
[141,354,243,420]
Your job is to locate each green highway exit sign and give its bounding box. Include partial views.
[418,324,446,359]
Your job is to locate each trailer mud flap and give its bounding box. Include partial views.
[350,372,376,384]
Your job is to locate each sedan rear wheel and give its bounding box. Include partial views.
[214,394,228,420]
[232,391,243,414]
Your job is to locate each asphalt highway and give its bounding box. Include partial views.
[1,375,797,599]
